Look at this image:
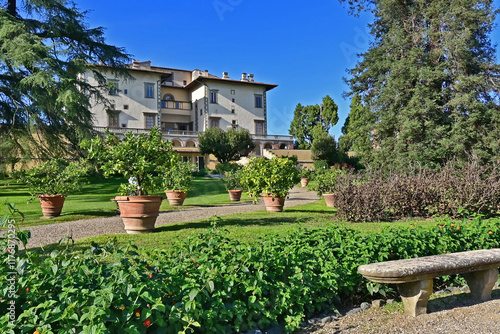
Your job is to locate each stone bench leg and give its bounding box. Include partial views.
[397,279,433,317]
[462,268,498,301]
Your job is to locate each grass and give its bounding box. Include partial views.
[37,201,439,254]
[0,175,252,227]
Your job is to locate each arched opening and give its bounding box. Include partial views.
[163,94,174,101]
[186,140,196,148]
[264,143,272,149]
[279,143,288,149]
[172,139,182,147]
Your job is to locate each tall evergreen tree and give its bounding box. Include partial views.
[0,0,130,166]
[341,0,500,168]
[338,94,374,155]
[288,95,339,149]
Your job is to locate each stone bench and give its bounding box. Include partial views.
[358,249,500,316]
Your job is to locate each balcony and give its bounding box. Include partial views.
[160,101,192,110]
[93,126,198,137]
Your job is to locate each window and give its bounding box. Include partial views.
[231,90,235,95]
[145,114,155,129]
[210,118,220,128]
[108,111,120,127]
[175,102,180,109]
[232,98,235,103]
[255,95,263,108]
[124,89,128,95]
[210,90,218,104]
[231,107,235,114]
[255,121,264,134]
[161,101,166,108]
[123,105,129,110]
[183,80,187,86]
[200,108,203,116]
[145,83,155,98]
[108,80,118,95]
[231,120,237,128]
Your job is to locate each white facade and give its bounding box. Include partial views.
[85,61,293,167]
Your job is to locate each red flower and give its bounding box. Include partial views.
[149,274,153,278]
[489,231,493,235]
[26,287,30,292]
[144,319,152,327]
[145,265,150,269]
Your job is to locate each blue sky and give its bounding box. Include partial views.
[77,0,500,140]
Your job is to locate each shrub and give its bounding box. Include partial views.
[335,163,500,222]
[12,158,89,199]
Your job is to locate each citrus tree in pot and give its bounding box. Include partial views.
[223,168,244,201]
[308,168,343,207]
[81,127,178,234]
[162,161,195,206]
[12,158,89,218]
[240,157,300,212]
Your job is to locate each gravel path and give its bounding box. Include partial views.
[24,186,319,248]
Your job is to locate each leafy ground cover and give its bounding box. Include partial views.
[2,209,499,333]
[0,176,251,227]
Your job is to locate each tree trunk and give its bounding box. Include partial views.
[7,0,17,16]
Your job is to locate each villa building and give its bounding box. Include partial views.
[82,60,294,169]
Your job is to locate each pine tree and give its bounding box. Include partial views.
[0,0,130,166]
[341,0,500,168]
[338,94,374,156]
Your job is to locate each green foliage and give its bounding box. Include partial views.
[223,169,244,190]
[342,0,500,168]
[81,127,178,196]
[308,168,344,196]
[3,210,500,333]
[240,157,300,202]
[0,0,130,163]
[338,94,374,156]
[288,96,339,148]
[214,162,241,174]
[310,132,341,166]
[313,160,329,171]
[199,127,255,164]
[12,158,90,199]
[162,162,195,192]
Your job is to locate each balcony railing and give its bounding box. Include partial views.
[93,127,293,142]
[160,101,192,110]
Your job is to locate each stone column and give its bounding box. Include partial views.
[462,268,498,301]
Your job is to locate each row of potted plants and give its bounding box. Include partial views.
[13,127,343,234]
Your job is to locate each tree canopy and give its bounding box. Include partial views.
[198,127,255,164]
[338,94,374,154]
[288,95,339,149]
[0,0,130,167]
[341,0,500,168]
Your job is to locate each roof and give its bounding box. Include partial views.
[186,75,278,91]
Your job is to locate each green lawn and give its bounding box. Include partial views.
[0,176,252,227]
[39,201,439,254]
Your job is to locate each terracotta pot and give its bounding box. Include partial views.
[261,194,286,212]
[113,195,163,234]
[323,193,336,207]
[300,177,309,187]
[165,190,187,206]
[38,194,67,219]
[228,189,243,201]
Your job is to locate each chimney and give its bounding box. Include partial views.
[222,72,229,79]
[248,74,254,82]
[132,59,140,68]
[241,73,247,81]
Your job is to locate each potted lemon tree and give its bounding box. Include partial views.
[81,127,178,233]
[223,169,244,201]
[240,157,300,212]
[13,158,89,218]
[308,168,343,207]
[162,161,195,206]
